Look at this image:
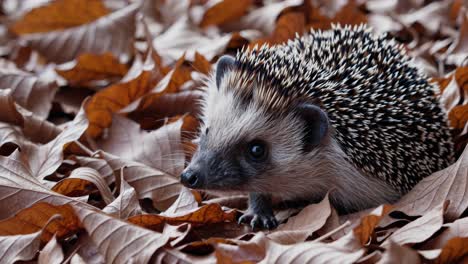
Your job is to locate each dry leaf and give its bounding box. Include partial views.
[102,171,142,218]
[353,205,394,245]
[38,235,64,264]
[163,187,200,216]
[10,0,109,35]
[72,205,183,263]
[0,67,58,118]
[378,240,421,264]
[56,52,129,88]
[129,203,237,231]
[268,194,332,244]
[0,230,42,263]
[199,0,252,27]
[21,3,139,63]
[394,146,468,221]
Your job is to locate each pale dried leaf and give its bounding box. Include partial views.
[163,187,198,216]
[68,167,114,204]
[378,240,421,264]
[0,230,41,263]
[394,145,468,221]
[0,67,58,118]
[38,235,64,264]
[268,194,331,244]
[102,172,142,218]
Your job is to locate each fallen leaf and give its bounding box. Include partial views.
[38,235,64,264]
[379,240,421,264]
[199,0,252,27]
[0,66,58,118]
[72,205,176,263]
[433,237,468,264]
[52,167,114,204]
[102,171,142,218]
[383,202,447,246]
[0,203,81,241]
[128,203,237,231]
[0,230,42,263]
[21,3,139,63]
[353,205,394,245]
[56,52,129,88]
[10,0,109,35]
[393,146,468,221]
[85,53,163,138]
[268,194,332,244]
[163,187,199,216]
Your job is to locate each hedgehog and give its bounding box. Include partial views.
[180,25,454,229]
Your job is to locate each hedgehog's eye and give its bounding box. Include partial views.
[247,140,268,161]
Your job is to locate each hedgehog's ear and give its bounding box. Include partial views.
[216,55,235,88]
[296,103,329,151]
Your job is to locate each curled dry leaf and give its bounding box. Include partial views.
[0,229,42,263]
[96,115,185,175]
[98,150,183,211]
[353,204,394,245]
[10,0,109,35]
[162,187,200,216]
[378,240,421,264]
[268,194,332,244]
[102,171,142,219]
[250,12,305,47]
[383,202,447,246]
[393,145,468,221]
[38,235,64,264]
[198,0,252,28]
[21,3,139,63]
[72,205,179,264]
[0,203,81,242]
[0,66,58,118]
[56,52,129,88]
[52,167,114,204]
[86,54,163,138]
[128,203,237,231]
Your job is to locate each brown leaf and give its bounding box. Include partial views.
[0,203,81,242]
[192,52,213,75]
[128,203,237,231]
[10,0,109,35]
[56,52,129,88]
[379,240,421,264]
[250,11,305,47]
[449,104,468,129]
[433,237,468,264]
[268,194,332,244]
[52,167,114,204]
[353,205,394,245]
[38,235,64,264]
[21,3,139,63]
[199,0,252,27]
[307,1,367,30]
[0,67,58,118]
[85,54,163,138]
[393,145,468,221]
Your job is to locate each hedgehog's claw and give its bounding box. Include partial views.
[238,212,278,230]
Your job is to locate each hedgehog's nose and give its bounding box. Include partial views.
[180,170,200,188]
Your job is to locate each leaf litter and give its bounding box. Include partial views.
[0,0,467,263]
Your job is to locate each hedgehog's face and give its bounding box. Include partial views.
[180,56,329,195]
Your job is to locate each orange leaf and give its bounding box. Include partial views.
[353,204,394,245]
[10,0,109,35]
[434,237,468,264]
[128,204,237,231]
[449,104,468,129]
[200,0,252,27]
[56,52,129,88]
[85,56,163,138]
[0,203,81,242]
[52,178,97,197]
[192,52,213,75]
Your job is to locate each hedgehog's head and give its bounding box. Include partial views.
[180,55,331,195]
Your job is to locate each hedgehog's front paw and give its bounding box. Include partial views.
[238,211,278,230]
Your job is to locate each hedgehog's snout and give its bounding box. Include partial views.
[180,169,201,188]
